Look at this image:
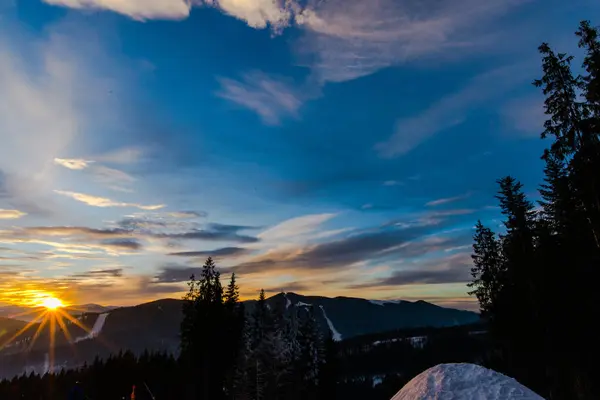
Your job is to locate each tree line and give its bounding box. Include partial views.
[0,257,338,400]
[468,21,600,400]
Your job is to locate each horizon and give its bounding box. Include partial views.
[1,0,597,313]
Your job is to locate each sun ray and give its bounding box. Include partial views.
[54,311,74,344]
[27,312,50,352]
[49,313,56,374]
[54,311,78,361]
[0,311,47,350]
[7,307,46,320]
[56,308,94,336]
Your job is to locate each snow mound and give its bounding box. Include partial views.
[391,363,545,400]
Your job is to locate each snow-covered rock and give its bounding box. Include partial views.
[391,363,545,400]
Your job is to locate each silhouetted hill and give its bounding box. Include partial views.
[0,294,479,379]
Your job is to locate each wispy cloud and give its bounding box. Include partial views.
[93,147,145,164]
[258,213,336,241]
[295,0,528,83]
[216,71,310,125]
[501,95,545,136]
[41,0,528,86]
[234,218,469,275]
[0,209,26,219]
[376,62,534,158]
[54,158,93,170]
[0,16,140,216]
[350,252,472,288]
[426,192,471,207]
[168,247,250,258]
[383,180,402,186]
[54,190,165,210]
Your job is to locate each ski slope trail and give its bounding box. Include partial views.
[318,305,342,341]
[74,313,109,343]
[391,363,545,400]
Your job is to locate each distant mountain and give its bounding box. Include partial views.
[63,304,118,315]
[0,317,28,341]
[0,293,479,379]
[0,304,118,321]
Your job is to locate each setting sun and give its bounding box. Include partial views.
[41,297,64,310]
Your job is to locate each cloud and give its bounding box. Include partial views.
[0,16,143,216]
[216,71,309,125]
[43,0,193,20]
[383,180,402,186]
[501,95,545,136]
[205,0,296,31]
[168,246,250,258]
[0,209,26,219]
[154,228,259,244]
[91,165,136,185]
[55,157,136,191]
[233,221,464,274]
[102,239,143,250]
[258,213,336,241]
[154,264,201,283]
[0,29,81,215]
[54,158,94,170]
[41,0,529,85]
[168,211,207,218]
[264,281,310,294]
[93,147,145,164]
[376,62,534,158]
[389,209,476,229]
[350,252,472,288]
[426,192,471,207]
[17,226,130,239]
[2,221,260,249]
[295,0,527,83]
[71,267,124,279]
[43,0,296,30]
[54,190,165,210]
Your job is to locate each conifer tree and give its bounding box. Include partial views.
[467,221,504,319]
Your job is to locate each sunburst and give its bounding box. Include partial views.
[41,297,64,310]
[0,293,105,374]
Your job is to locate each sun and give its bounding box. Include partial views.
[41,297,64,310]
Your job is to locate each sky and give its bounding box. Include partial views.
[0,0,598,311]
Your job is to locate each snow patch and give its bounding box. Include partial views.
[284,292,291,309]
[369,299,403,306]
[74,313,109,343]
[372,375,384,387]
[408,336,427,349]
[373,336,427,348]
[296,301,312,307]
[390,363,545,400]
[319,305,342,341]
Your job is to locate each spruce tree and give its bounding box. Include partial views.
[467,221,504,319]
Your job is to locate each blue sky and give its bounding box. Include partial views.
[0,0,597,310]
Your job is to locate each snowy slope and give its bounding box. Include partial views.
[391,363,545,400]
[74,313,109,343]
[318,305,342,341]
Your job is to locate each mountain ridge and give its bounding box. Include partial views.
[0,293,479,380]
